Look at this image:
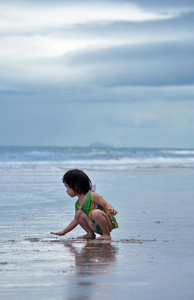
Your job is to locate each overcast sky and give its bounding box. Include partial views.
[0,0,194,148]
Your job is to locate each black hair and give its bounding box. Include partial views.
[62,169,92,195]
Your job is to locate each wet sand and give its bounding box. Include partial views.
[0,169,194,299]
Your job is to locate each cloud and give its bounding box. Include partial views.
[1,94,193,147]
[1,1,194,91]
[0,1,174,35]
[55,39,194,88]
[0,0,194,147]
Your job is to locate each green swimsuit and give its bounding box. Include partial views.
[75,191,119,235]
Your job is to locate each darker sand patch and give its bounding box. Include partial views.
[24,237,157,244]
[50,238,157,244]
[118,239,156,244]
[24,238,39,243]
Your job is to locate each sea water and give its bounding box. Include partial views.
[1,145,193,208]
[0,145,194,171]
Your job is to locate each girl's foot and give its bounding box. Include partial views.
[96,234,111,240]
[77,233,96,240]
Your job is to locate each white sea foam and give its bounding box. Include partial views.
[0,156,194,172]
[161,150,194,155]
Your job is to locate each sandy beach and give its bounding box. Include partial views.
[0,167,194,300]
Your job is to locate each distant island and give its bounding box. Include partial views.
[89,143,111,148]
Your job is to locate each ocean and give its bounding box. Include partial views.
[0,145,194,172]
[0,145,194,299]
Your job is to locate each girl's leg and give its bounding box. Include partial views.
[75,210,97,239]
[92,210,113,240]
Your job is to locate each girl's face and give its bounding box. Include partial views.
[64,182,76,197]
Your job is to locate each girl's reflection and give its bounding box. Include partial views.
[63,240,118,275]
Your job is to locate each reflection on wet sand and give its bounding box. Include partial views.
[62,241,119,300]
[63,240,118,276]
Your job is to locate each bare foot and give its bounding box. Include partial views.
[96,234,111,240]
[77,233,96,240]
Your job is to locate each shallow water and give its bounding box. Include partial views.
[0,168,194,299]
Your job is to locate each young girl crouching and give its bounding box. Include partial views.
[50,169,118,240]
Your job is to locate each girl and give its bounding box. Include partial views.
[50,169,118,240]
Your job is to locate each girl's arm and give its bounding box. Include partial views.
[50,210,78,236]
[91,192,118,216]
[50,218,78,236]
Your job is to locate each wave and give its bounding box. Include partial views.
[1,147,194,162]
[1,146,194,171]
[161,150,194,155]
[1,156,194,172]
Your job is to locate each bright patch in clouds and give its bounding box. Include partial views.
[0,1,176,62]
[0,1,178,85]
[0,2,174,33]
[0,35,122,60]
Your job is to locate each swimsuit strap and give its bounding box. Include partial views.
[75,190,93,210]
[83,191,93,215]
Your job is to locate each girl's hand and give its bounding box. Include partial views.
[50,231,65,236]
[107,206,118,216]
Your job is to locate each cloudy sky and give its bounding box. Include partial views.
[1,0,194,148]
